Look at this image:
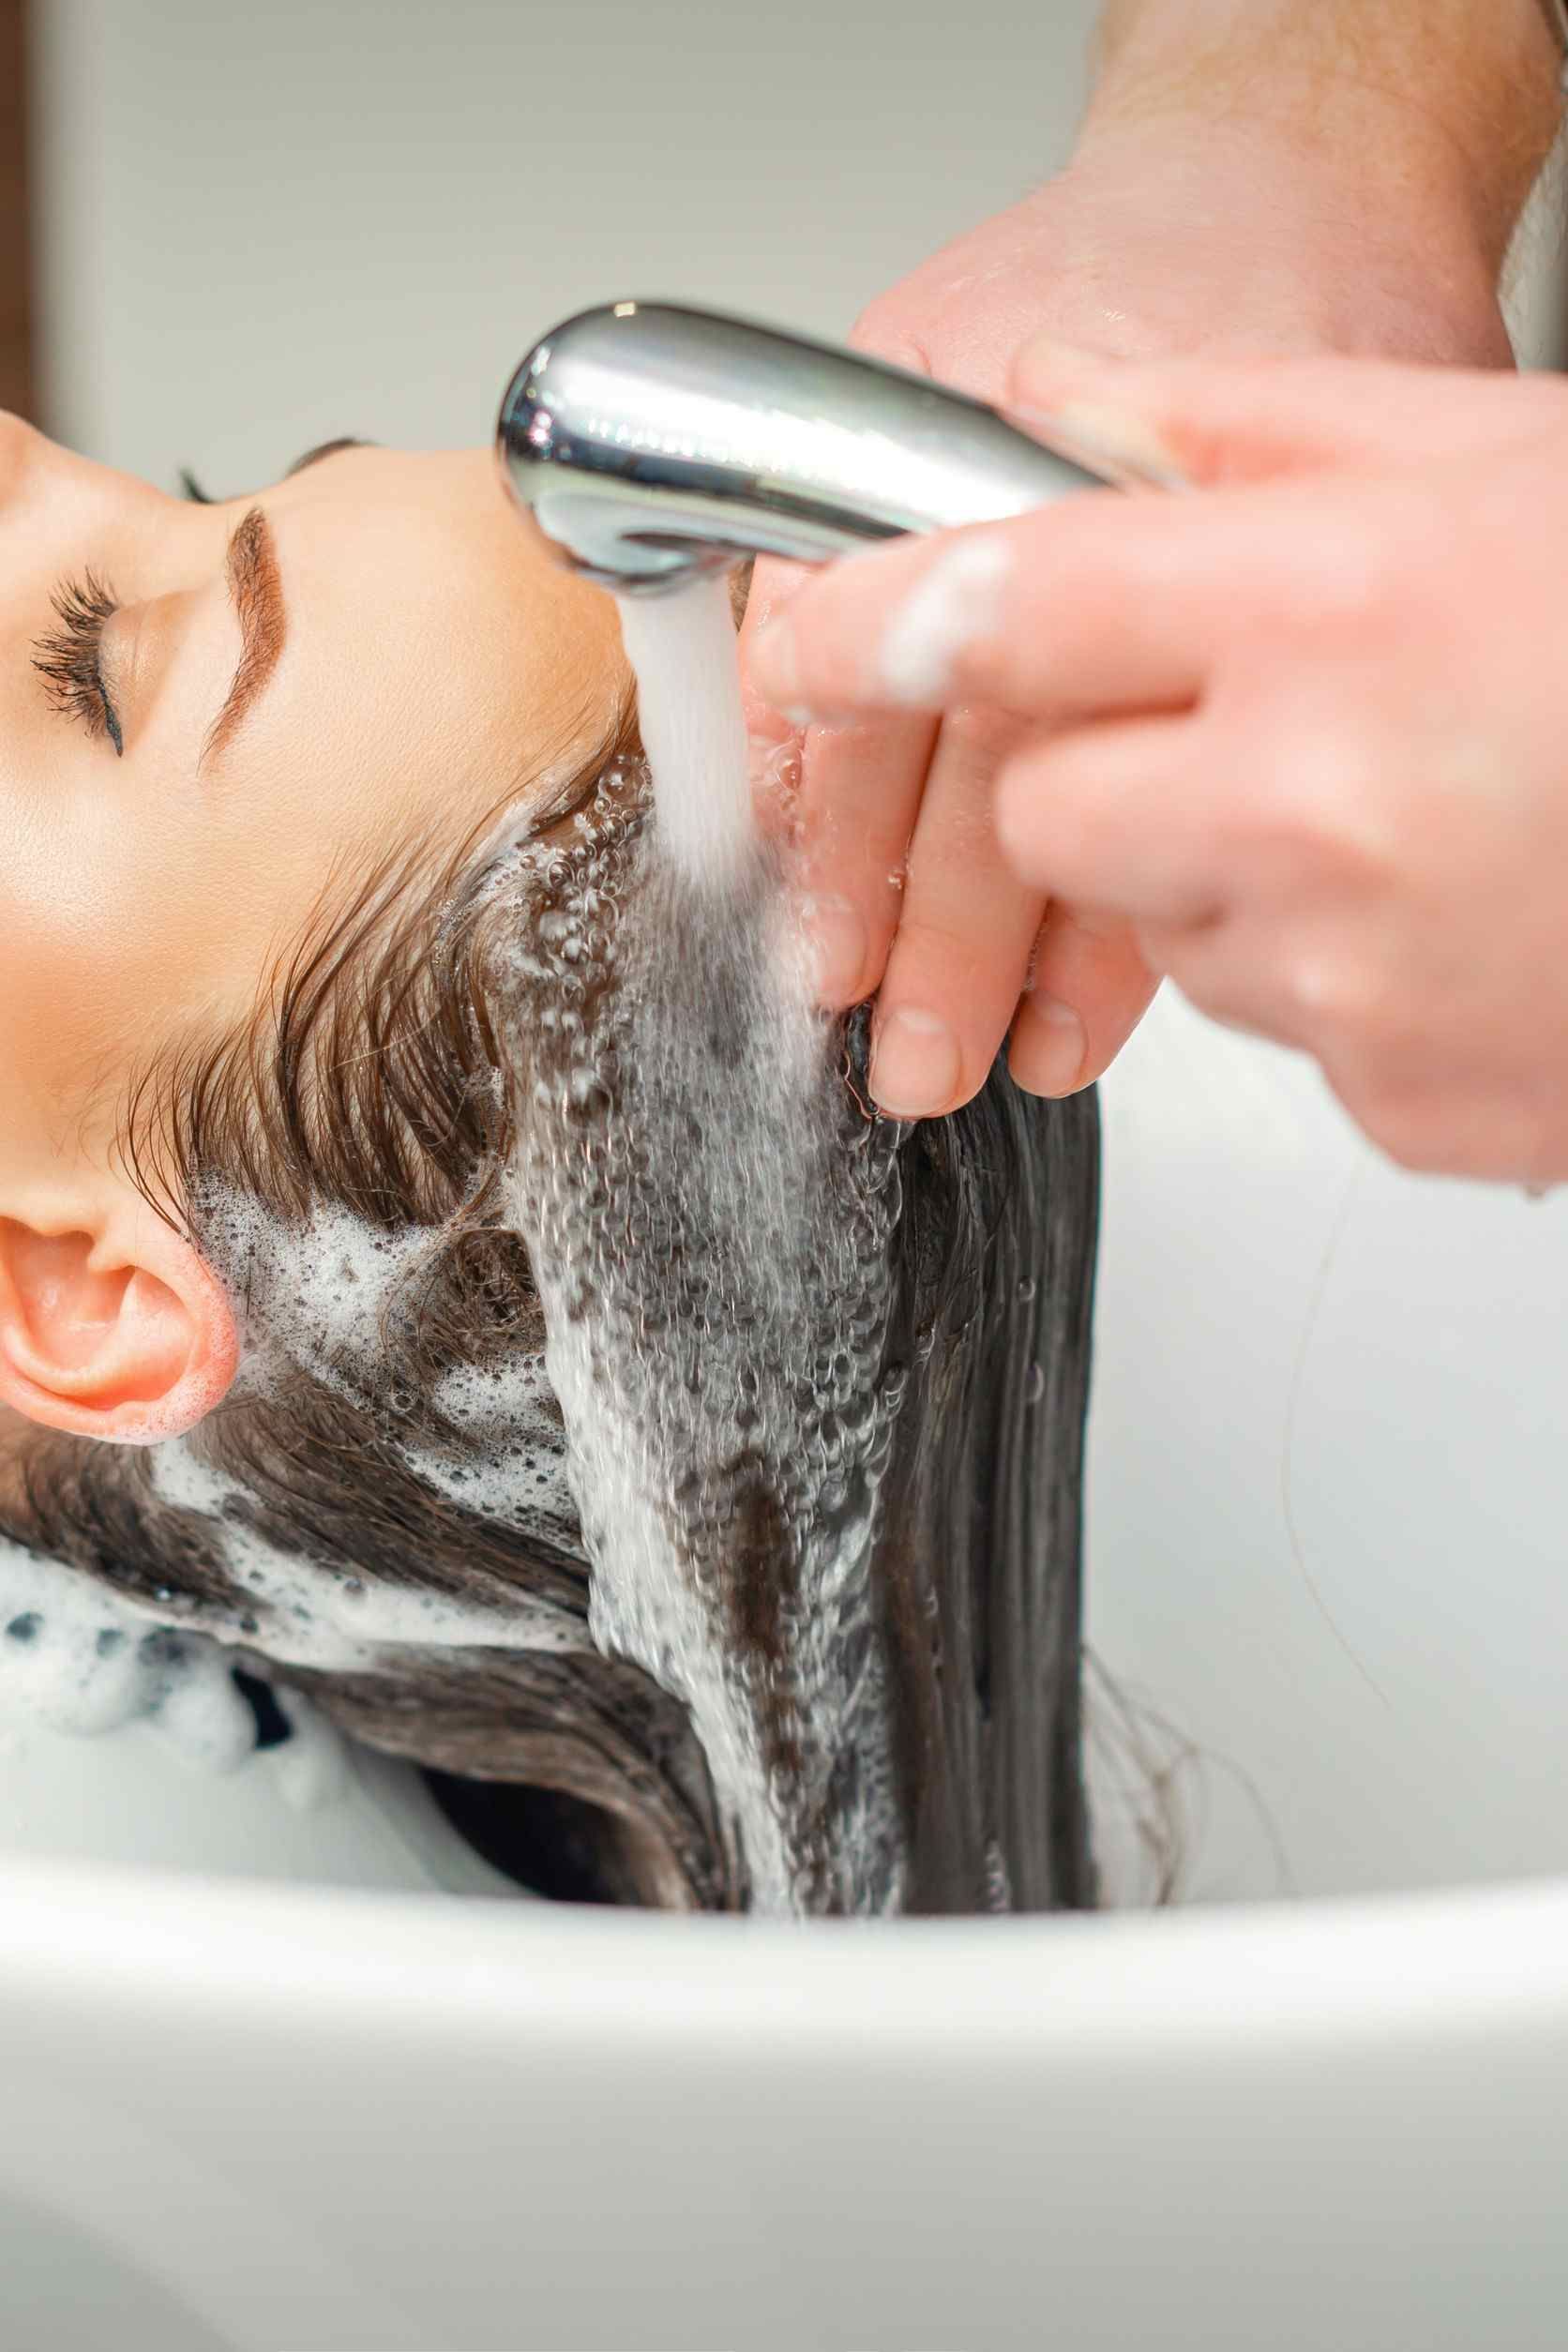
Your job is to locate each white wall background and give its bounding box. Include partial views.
[30,0,1097,486]
[23,0,1568,1909]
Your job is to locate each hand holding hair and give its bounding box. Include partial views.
[751,349,1568,1186]
[735,0,1559,1124]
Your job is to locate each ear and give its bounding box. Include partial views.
[0,1199,238,1445]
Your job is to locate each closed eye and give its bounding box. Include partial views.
[31,572,125,756]
[34,440,372,756]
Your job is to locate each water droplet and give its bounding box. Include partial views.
[1023,1364,1045,1406]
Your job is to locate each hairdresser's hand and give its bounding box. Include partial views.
[749,351,1568,1184]
[739,107,1514,1118]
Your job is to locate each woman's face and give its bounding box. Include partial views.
[0,418,626,1188]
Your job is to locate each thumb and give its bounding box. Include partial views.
[1009,334,1532,490]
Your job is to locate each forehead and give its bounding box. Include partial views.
[278,445,514,560]
[279,445,612,660]
[275,443,597,656]
[254,445,625,836]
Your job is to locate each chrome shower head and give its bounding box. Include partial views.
[496,300,1128,596]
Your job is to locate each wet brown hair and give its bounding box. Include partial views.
[0,694,1099,1911]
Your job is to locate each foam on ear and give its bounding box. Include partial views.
[0,1212,237,1444]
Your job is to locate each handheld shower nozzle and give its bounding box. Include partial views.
[497,301,1123,596]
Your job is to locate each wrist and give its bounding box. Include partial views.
[1057,104,1514,367]
[1081,0,1560,283]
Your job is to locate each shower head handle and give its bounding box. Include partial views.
[496,300,1132,596]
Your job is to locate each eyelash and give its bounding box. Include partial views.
[32,571,125,756]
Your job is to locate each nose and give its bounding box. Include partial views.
[0,410,177,516]
[0,413,178,623]
[0,411,57,507]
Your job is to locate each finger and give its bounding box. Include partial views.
[734,555,812,850]
[1008,909,1159,1096]
[747,501,1229,731]
[1009,340,1537,491]
[994,713,1224,926]
[737,553,813,738]
[867,707,1045,1119]
[786,310,973,1012]
[742,550,942,1005]
[792,713,940,1006]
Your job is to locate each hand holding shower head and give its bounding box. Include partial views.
[496,300,1136,594]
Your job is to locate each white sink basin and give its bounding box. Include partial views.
[7,985,1567,2349]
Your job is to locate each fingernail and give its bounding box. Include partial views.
[1015,996,1087,1095]
[870,1006,962,1118]
[750,617,807,721]
[800,893,867,1004]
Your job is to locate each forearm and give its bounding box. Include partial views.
[1084,0,1560,276]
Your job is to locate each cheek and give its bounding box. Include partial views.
[231,710,439,938]
[0,802,239,1158]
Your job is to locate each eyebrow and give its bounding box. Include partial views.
[201,505,285,767]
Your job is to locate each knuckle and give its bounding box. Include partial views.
[1244,731,1403,889]
[1278,946,1398,1048]
[1275,512,1400,634]
[888,908,1030,1014]
[891,910,995,977]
